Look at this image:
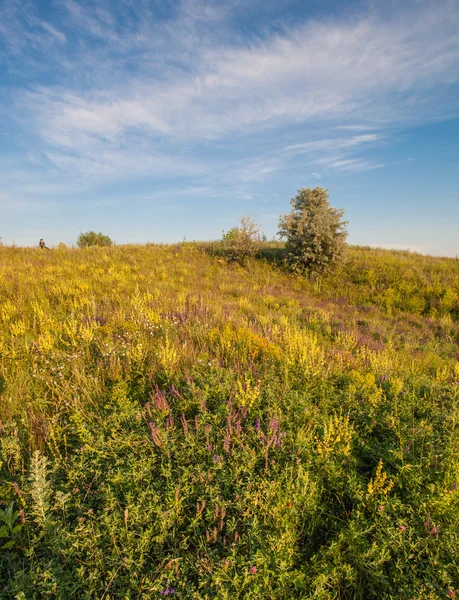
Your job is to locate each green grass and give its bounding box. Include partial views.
[0,243,458,599]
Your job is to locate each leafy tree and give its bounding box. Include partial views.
[77,231,113,248]
[221,214,262,263]
[278,187,348,276]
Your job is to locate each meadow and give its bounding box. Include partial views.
[0,243,458,599]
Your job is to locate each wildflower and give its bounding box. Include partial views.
[296,457,301,464]
[399,525,407,532]
[181,414,188,437]
[213,454,222,464]
[448,589,455,598]
[254,417,260,431]
[424,513,431,530]
[153,385,170,413]
[205,423,212,451]
[145,402,153,419]
[159,586,175,596]
[249,566,257,574]
[367,460,394,497]
[149,422,162,447]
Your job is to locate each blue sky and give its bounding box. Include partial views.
[1,0,459,255]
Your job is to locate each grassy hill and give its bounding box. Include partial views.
[0,244,458,599]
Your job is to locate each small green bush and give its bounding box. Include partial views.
[77,231,113,248]
[221,214,262,263]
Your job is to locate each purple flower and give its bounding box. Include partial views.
[197,389,206,412]
[181,414,188,437]
[170,384,183,400]
[213,454,222,464]
[160,587,176,596]
[270,418,279,432]
[149,422,161,447]
[254,417,260,431]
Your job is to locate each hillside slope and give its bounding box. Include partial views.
[0,244,458,599]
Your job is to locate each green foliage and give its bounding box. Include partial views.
[0,243,458,598]
[0,503,23,550]
[278,187,348,276]
[76,231,113,248]
[220,214,262,263]
[313,245,459,319]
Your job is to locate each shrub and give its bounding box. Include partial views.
[77,231,113,248]
[278,187,348,276]
[221,214,262,263]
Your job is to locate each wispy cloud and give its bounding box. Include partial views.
[311,156,384,172]
[284,134,382,154]
[19,1,459,151]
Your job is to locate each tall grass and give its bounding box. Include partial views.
[0,243,458,598]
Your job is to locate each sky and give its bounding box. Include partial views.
[1,0,459,255]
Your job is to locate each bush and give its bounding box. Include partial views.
[278,187,348,276]
[77,231,113,248]
[221,214,262,263]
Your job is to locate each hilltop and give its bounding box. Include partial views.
[0,244,458,599]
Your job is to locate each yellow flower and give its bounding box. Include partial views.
[367,460,394,497]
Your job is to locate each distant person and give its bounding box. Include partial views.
[39,239,49,250]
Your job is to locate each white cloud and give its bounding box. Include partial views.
[283,134,382,154]
[18,1,459,155]
[39,21,66,44]
[311,156,384,173]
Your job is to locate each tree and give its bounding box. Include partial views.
[221,214,262,263]
[77,231,113,248]
[278,187,348,276]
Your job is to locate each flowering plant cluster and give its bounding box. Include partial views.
[0,243,458,598]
